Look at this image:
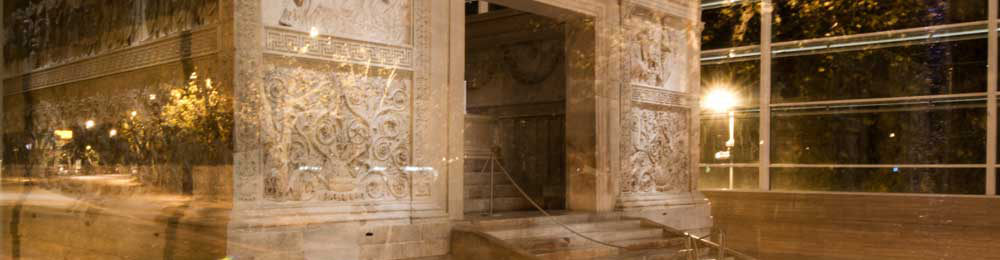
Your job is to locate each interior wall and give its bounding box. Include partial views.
[465,10,567,210]
[1,1,231,259]
[706,191,1000,260]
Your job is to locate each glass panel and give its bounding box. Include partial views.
[774,0,988,42]
[771,99,986,164]
[701,109,760,163]
[701,2,761,50]
[702,59,760,106]
[771,167,985,194]
[772,38,987,103]
[699,166,759,190]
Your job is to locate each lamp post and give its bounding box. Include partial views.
[703,88,739,190]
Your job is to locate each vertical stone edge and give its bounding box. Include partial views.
[227,0,266,258]
[447,0,467,220]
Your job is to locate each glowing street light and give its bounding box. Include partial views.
[85,120,96,129]
[703,87,740,190]
[702,88,739,113]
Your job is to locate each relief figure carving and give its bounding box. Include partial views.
[274,0,412,45]
[4,0,218,68]
[624,108,690,193]
[628,10,687,92]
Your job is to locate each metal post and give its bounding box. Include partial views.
[718,230,726,260]
[759,0,773,191]
[728,111,735,190]
[489,151,496,216]
[988,0,998,195]
[685,236,695,260]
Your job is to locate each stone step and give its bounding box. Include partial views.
[470,213,626,230]
[588,248,684,260]
[507,233,681,253]
[464,197,534,213]
[579,228,666,244]
[615,237,688,251]
[506,236,573,251]
[532,245,620,260]
[485,220,650,240]
[464,184,521,199]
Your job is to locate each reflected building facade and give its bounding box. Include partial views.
[700,0,1000,259]
[1,1,708,260]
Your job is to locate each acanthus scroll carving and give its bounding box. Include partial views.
[262,66,412,202]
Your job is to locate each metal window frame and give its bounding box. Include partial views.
[699,0,1000,195]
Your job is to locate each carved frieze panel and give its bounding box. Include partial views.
[263,0,413,46]
[626,6,689,93]
[623,107,691,194]
[264,28,414,70]
[4,0,219,68]
[631,85,691,108]
[4,28,218,94]
[260,64,413,202]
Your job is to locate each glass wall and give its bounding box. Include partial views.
[699,0,997,195]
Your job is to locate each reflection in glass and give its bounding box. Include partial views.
[701,109,760,163]
[772,167,984,194]
[702,2,761,50]
[772,38,987,103]
[771,99,986,164]
[3,71,233,194]
[702,59,760,106]
[699,166,759,190]
[774,0,987,42]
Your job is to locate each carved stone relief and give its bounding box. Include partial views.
[2,61,232,195]
[626,7,688,93]
[4,0,219,68]
[466,39,563,87]
[265,0,413,46]
[623,107,690,194]
[260,64,413,202]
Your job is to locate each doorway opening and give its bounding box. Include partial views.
[462,1,571,216]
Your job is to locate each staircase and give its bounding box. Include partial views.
[463,164,535,214]
[453,213,714,260]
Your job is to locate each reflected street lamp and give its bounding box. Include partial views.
[702,88,739,189]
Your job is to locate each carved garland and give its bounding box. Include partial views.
[258,0,430,202]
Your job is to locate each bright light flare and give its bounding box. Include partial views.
[54,130,74,140]
[702,88,739,113]
[84,120,96,129]
[309,26,320,38]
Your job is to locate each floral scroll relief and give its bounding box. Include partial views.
[262,66,412,202]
